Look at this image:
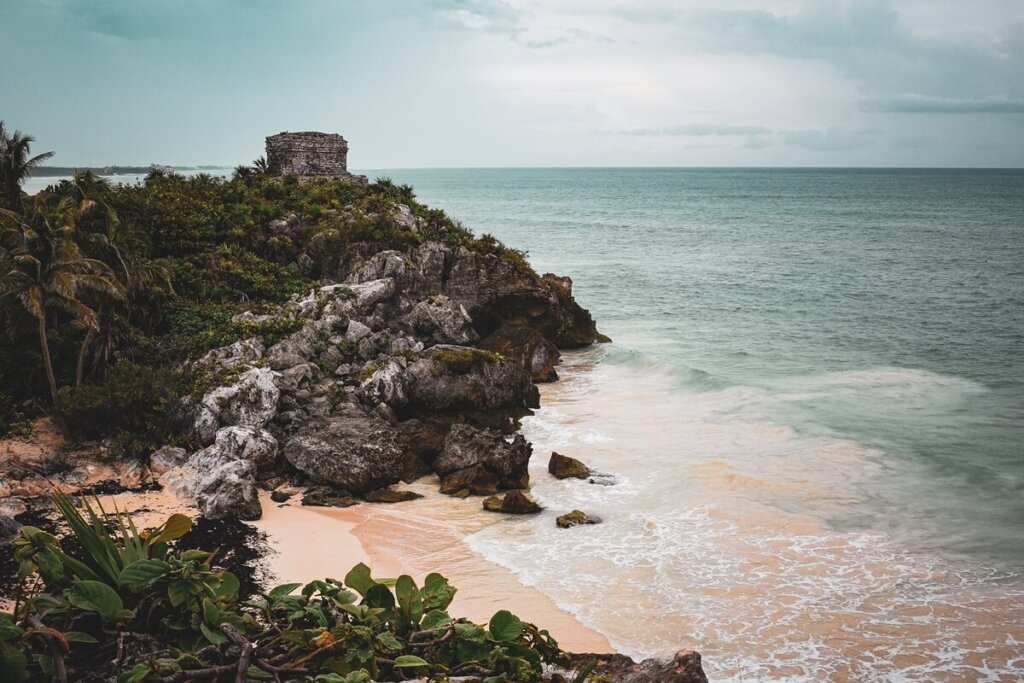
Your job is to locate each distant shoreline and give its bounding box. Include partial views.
[32,164,232,177]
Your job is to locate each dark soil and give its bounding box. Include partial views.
[174,517,269,598]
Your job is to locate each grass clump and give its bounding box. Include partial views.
[430,348,504,374]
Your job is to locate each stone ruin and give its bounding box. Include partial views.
[265,131,368,185]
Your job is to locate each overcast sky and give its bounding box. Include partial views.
[2,0,1023,167]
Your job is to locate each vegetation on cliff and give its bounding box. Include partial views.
[0,123,530,454]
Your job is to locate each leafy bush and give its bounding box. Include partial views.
[58,363,185,459]
[0,496,569,682]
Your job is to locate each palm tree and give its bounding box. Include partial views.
[0,122,55,213]
[0,195,124,404]
[57,172,173,384]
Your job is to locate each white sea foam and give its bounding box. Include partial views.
[466,351,1024,681]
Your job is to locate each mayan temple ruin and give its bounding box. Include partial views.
[265,131,368,185]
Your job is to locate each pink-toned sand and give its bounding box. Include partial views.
[251,487,611,653]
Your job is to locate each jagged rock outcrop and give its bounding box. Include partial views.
[161,237,606,519]
[192,367,280,445]
[166,427,272,520]
[283,405,405,493]
[410,295,479,345]
[402,346,539,414]
[149,446,189,475]
[434,424,531,495]
[480,323,560,382]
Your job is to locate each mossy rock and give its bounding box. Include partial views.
[301,485,358,508]
[548,451,590,480]
[482,490,541,514]
[363,488,423,503]
[429,346,504,374]
[556,509,601,528]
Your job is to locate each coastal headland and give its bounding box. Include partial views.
[0,131,707,682]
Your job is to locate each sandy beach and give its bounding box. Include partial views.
[250,486,611,654]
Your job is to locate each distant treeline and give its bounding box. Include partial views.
[33,164,229,176]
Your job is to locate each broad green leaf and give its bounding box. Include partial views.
[179,549,212,562]
[35,547,66,586]
[363,583,395,611]
[64,631,100,644]
[375,632,402,651]
[167,579,190,606]
[344,563,375,596]
[118,662,152,683]
[0,641,30,683]
[0,616,25,641]
[149,514,192,544]
[421,573,456,611]
[395,575,422,624]
[488,610,524,642]
[269,582,302,598]
[67,580,125,621]
[420,609,452,630]
[392,655,430,668]
[200,621,227,645]
[202,598,221,625]
[215,571,240,599]
[119,559,171,588]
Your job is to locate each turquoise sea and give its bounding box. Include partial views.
[376,168,1024,681]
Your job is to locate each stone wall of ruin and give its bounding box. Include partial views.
[265,132,349,176]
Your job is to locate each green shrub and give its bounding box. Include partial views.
[58,363,185,459]
[0,497,568,682]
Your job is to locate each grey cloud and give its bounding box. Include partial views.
[862,94,1024,114]
[613,124,772,136]
[683,2,1024,106]
[784,128,879,151]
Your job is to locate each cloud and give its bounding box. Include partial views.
[862,94,1024,114]
[612,124,771,136]
[783,127,879,151]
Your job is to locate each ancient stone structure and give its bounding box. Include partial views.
[265,131,367,185]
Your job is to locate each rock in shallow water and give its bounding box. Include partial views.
[363,487,423,503]
[434,423,531,494]
[548,451,590,479]
[482,490,542,514]
[302,485,358,508]
[556,509,601,528]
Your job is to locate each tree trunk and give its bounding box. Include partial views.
[75,327,94,387]
[38,314,59,405]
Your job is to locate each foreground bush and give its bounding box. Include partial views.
[0,494,568,682]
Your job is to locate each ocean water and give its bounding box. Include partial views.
[376,168,1024,681]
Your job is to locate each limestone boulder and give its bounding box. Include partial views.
[283,407,405,493]
[403,346,539,414]
[360,359,408,408]
[434,423,531,493]
[410,295,479,346]
[192,367,280,445]
[480,323,560,382]
[165,439,264,521]
[149,446,189,475]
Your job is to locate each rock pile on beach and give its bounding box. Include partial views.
[158,238,605,520]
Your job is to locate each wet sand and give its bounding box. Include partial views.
[251,487,612,654]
